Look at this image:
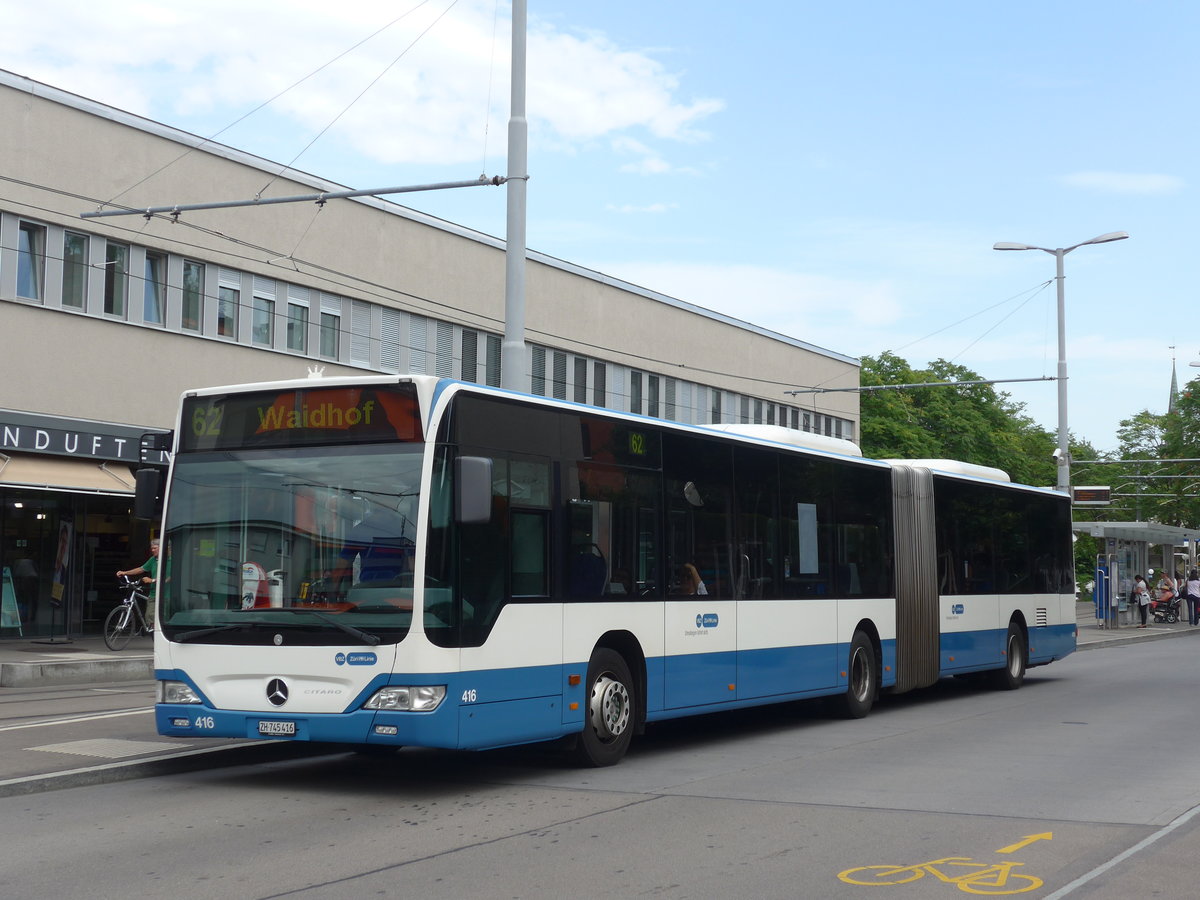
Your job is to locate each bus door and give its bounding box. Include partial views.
[662,458,737,710]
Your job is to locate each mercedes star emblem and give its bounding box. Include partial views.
[266,678,289,706]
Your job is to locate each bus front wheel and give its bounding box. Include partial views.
[573,648,635,767]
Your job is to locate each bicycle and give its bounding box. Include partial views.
[104,576,153,651]
[838,856,1042,895]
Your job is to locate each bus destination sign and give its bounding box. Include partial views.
[180,384,422,451]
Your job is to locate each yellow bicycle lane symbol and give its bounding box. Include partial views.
[838,856,1042,895]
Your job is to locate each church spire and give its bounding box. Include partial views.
[1169,345,1179,413]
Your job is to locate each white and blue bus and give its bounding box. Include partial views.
[152,374,1076,766]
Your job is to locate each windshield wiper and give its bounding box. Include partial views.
[275,607,382,646]
[172,611,382,646]
[174,622,261,643]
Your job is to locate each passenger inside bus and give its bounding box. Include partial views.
[675,563,708,595]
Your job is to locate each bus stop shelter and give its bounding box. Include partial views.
[1079,521,1195,628]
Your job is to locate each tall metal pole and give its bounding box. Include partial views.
[994,231,1127,495]
[1053,248,1069,494]
[500,0,528,392]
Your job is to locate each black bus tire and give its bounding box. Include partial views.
[573,648,635,767]
[990,622,1027,691]
[833,630,877,719]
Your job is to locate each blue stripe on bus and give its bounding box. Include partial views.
[1028,624,1076,665]
[155,627,1065,751]
[940,623,1077,672]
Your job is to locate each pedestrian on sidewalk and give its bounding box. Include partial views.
[1134,574,1151,628]
[1186,570,1200,626]
[1157,570,1178,604]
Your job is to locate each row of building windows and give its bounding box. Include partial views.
[3,209,854,438]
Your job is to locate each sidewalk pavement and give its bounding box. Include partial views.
[1074,599,1200,648]
[0,601,1193,689]
[0,633,153,687]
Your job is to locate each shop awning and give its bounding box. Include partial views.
[0,454,135,495]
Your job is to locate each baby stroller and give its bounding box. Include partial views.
[1151,592,1181,624]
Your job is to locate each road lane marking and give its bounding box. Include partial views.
[1043,804,1200,898]
[0,708,152,732]
[997,833,1053,854]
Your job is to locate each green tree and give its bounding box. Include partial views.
[859,352,1061,486]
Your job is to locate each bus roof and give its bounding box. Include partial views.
[704,423,863,457]
[885,458,1011,483]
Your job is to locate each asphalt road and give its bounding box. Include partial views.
[2,634,1199,899]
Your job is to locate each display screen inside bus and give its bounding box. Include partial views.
[180,383,422,451]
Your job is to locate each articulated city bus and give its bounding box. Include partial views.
[152,374,1076,765]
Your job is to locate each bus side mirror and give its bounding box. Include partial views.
[455,456,493,525]
[134,468,161,520]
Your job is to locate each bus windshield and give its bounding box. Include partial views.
[159,443,426,645]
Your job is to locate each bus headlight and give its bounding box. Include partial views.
[159,681,202,704]
[364,685,446,711]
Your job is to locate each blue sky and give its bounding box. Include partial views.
[9,0,1197,452]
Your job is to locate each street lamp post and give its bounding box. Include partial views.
[993,231,1129,494]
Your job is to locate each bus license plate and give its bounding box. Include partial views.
[258,720,296,736]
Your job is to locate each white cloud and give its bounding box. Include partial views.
[609,136,698,176]
[1060,171,1185,195]
[4,0,724,169]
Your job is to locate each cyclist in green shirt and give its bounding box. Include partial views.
[116,538,159,629]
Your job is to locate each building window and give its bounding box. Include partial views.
[486,334,501,386]
[104,241,129,317]
[380,307,401,370]
[552,351,567,400]
[436,321,454,377]
[16,222,46,301]
[461,330,479,382]
[351,300,371,365]
[143,251,166,325]
[319,311,340,358]
[253,296,274,346]
[647,375,660,418]
[182,261,204,331]
[218,286,239,338]
[286,302,309,352]
[574,357,588,404]
[740,396,750,424]
[406,314,427,373]
[630,371,643,415]
[531,346,547,396]
[711,389,723,424]
[62,231,89,310]
[593,361,606,407]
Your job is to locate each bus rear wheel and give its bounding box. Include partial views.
[573,648,635,767]
[833,630,877,719]
[990,622,1027,691]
